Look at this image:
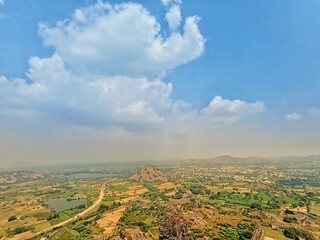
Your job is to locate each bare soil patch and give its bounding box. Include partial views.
[97,206,126,236]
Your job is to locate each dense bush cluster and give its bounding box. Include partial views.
[218,222,255,240]
[284,227,315,240]
[7,216,17,222]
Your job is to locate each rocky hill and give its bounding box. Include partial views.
[159,212,194,240]
[129,165,167,182]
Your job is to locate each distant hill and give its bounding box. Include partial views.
[211,155,266,164]
[276,155,320,162]
[129,165,167,182]
[186,155,267,166]
[0,171,45,184]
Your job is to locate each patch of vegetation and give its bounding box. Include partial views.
[250,202,262,210]
[218,222,255,240]
[7,226,32,236]
[172,188,186,199]
[284,227,315,240]
[283,216,297,223]
[7,216,17,222]
[119,201,167,234]
[285,209,295,214]
[189,184,208,195]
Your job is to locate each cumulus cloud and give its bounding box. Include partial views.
[0,0,265,135]
[1,58,173,127]
[0,1,203,127]
[93,76,173,123]
[38,1,204,78]
[162,0,182,7]
[285,112,301,121]
[201,96,265,122]
[27,53,71,86]
[165,4,182,31]
[307,107,320,117]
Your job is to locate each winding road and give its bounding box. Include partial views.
[25,180,108,240]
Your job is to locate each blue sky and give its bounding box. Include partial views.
[0,0,320,166]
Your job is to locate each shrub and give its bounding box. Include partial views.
[250,202,262,210]
[284,227,315,240]
[11,227,28,235]
[283,216,297,223]
[285,209,295,214]
[8,216,17,222]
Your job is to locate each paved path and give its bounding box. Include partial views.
[25,180,109,240]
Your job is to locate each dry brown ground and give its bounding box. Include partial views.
[119,196,139,204]
[97,206,126,236]
[124,188,148,196]
[127,185,143,190]
[168,197,190,205]
[111,181,129,186]
[291,206,308,213]
[0,208,14,224]
[223,186,251,193]
[165,191,176,197]
[157,182,179,190]
[9,231,33,240]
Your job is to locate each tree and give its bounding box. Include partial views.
[285,209,295,214]
[250,202,262,210]
[8,216,17,222]
[283,216,297,223]
[284,227,315,240]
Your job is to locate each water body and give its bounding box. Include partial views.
[46,198,87,212]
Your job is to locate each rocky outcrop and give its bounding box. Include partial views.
[159,212,194,240]
[129,165,167,182]
[122,227,149,240]
[107,227,149,240]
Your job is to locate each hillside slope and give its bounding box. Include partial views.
[129,165,167,182]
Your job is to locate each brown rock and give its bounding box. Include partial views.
[129,165,167,182]
[159,212,194,240]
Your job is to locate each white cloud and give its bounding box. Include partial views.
[0,1,205,129]
[285,112,301,121]
[307,107,320,116]
[0,0,264,136]
[0,0,5,5]
[162,0,170,6]
[162,0,182,7]
[38,1,204,78]
[92,76,173,123]
[27,53,71,86]
[1,55,174,127]
[202,96,265,122]
[165,4,182,31]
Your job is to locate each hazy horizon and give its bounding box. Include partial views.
[1,0,320,168]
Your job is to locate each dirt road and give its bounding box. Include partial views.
[25,180,108,240]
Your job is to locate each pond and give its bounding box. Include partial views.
[45,198,87,212]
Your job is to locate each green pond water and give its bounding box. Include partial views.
[46,198,87,212]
